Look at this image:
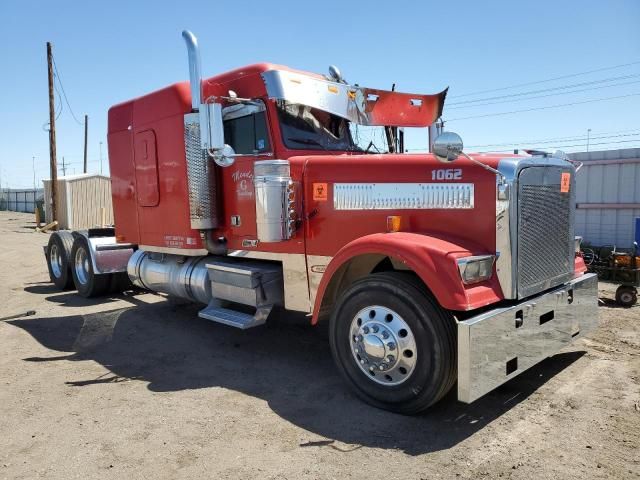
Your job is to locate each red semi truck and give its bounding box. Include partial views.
[44,31,598,414]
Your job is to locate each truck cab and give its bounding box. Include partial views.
[45,31,599,414]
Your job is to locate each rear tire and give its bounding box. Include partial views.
[329,272,456,414]
[46,231,74,290]
[615,285,637,307]
[70,236,110,297]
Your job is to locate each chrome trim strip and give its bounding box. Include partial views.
[457,273,598,403]
[139,245,209,256]
[306,255,333,307]
[334,183,474,210]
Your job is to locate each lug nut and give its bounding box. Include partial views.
[363,326,370,334]
[357,335,363,342]
[372,325,379,333]
[387,342,396,351]
[382,331,389,339]
[378,365,385,371]
[360,359,366,365]
[387,355,395,363]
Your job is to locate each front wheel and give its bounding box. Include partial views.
[329,272,456,414]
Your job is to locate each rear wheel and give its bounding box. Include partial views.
[46,231,74,290]
[70,236,110,297]
[615,285,637,307]
[329,272,456,414]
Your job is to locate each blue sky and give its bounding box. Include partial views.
[0,0,639,188]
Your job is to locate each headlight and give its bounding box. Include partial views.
[457,255,496,285]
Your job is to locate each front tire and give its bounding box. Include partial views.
[329,272,456,414]
[70,236,110,297]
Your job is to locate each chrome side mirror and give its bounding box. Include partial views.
[433,131,464,163]
[214,145,236,167]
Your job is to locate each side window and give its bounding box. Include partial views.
[223,103,271,154]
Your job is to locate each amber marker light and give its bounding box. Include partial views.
[386,216,402,232]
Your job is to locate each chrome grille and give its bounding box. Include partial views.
[184,113,218,229]
[517,167,574,298]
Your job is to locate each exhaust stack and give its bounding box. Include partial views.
[181,30,219,230]
[182,30,203,110]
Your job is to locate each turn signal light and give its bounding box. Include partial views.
[457,255,495,285]
[386,216,402,232]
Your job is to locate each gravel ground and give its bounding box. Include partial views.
[0,211,638,480]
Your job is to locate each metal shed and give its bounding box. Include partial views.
[43,174,114,230]
[569,147,640,248]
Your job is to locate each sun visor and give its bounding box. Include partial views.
[262,69,447,127]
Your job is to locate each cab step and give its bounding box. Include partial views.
[198,304,272,329]
[197,258,284,329]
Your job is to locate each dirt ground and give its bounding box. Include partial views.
[0,211,638,480]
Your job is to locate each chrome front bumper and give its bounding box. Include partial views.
[457,273,598,403]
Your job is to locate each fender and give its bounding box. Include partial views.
[311,232,504,324]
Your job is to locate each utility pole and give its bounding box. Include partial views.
[83,114,88,173]
[47,41,58,227]
[61,156,66,176]
[586,128,592,152]
[99,141,103,174]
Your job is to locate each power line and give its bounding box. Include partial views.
[446,92,640,122]
[466,130,640,149]
[52,81,64,120]
[449,60,640,99]
[447,78,640,110]
[476,138,640,153]
[448,73,640,106]
[52,55,83,126]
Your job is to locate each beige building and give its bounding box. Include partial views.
[43,174,113,230]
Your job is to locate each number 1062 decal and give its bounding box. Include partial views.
[431,168,462,180]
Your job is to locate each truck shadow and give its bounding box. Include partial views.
[8,300,584,456]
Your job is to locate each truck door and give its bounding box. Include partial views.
[218,102,272,239]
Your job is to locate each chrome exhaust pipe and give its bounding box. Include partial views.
[128,250,213,304]
[182,30,202,110]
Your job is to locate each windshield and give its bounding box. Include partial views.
[276,100,388,153]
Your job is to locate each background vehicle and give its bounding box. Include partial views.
[44,31,598,414]
[582,242,639,307]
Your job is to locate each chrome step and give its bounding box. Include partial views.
[198,304,272,329]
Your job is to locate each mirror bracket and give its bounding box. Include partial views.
[433,131,506,182]
[207,146,274,167]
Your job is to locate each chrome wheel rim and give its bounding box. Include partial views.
[50,244,63,278]
[620,291,633,304]
[349,305,417,386]
[74,246,89,285]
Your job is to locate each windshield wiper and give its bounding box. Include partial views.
[287,137,327,150]
[365,141,383,154]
